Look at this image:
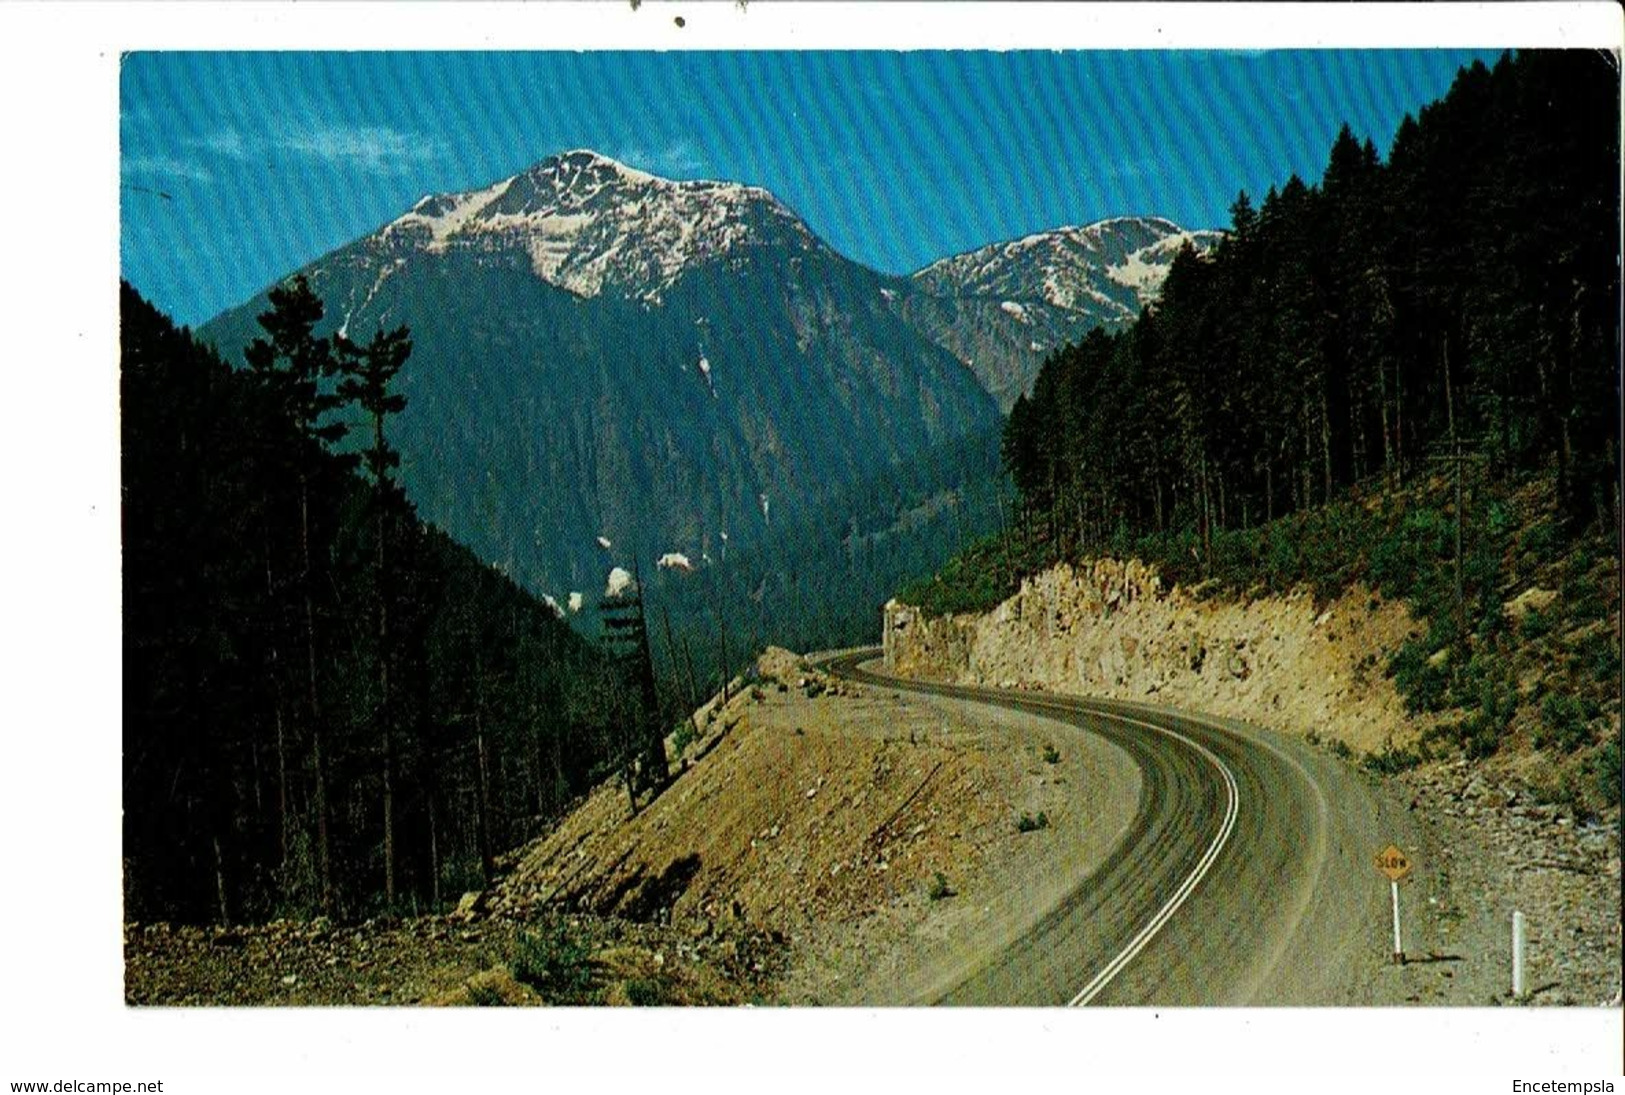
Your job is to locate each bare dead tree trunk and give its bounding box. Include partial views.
[719,615,731,707]
[427,791,441,911]
[264,539,291,876]
[1320,381,1334,503]
[213,833,231,927]
[660,606,702,737]
[1394,358,1405,480]
[1444,336,1464,633]
[1377,357,1394,487]
[299,472,333,917]
[471,649,495,886]
[680,637,702,727]
[1199,452,1213,572]
[376,454,395,910]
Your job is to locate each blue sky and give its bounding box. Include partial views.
[121,50,1497,326]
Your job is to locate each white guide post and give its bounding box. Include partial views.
[1391,879,1403,964]
[1512,910,1526,999]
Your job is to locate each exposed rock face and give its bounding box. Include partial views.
[885,558,1424,753]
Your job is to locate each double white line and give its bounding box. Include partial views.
[1059,707,1241,1007]
[826,658,1243,1006]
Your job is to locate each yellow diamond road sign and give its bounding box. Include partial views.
[1374,844,1413,882]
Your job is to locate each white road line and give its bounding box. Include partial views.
[1000,695,1241,1007]
[1064,711,1240,1006]
[828,657,1244,1007]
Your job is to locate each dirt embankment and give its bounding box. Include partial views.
[885,557,1425,755]
[125,647,1142,1007]
[488,647,1140,1004]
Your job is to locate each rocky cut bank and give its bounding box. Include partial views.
[884,557,1428,755]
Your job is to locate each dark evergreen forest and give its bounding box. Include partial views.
[123,283,639,925]
[1001,51,1617,559]
[906,51,1620,789]
[647,421,1010,672]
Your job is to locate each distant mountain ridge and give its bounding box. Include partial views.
[903,216,1225,411]
[368,149,820,308]
[198,149,1002,605]
[198,149,1218,604]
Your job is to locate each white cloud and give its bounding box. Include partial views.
[188,122,446,174]
[613,140,704,178]
[121,154,211,183]
[193,129,250,159]
[280,123,448,172]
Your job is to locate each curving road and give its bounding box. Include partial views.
[818,649,1420,1006]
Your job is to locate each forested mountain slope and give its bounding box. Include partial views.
[123,284,631,924]
[197,150,1002,606]
[902,50,1621,807]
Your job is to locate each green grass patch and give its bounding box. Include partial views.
[1536,693,1594,754]
[624,977,670,1006]
[1588,728,1621,807]
[466,981,508,1007]
[672,718,697,756]
[1362,745,1423,775]
[1577,628,1620,685]
[896,532,1042,618]
[512,920,595,1002]
[1387,639,1451,714]
[1016,811,1050,833]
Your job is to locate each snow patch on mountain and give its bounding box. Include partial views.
[1105,230,1226,301]
[912,216,1222,317]
[605,567,635,598]
[393,177,517,251]
[338,258,406,340]
[376,149,817,303]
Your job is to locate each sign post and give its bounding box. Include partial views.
[1374,844,1414,965]
[1512,910,1526,999]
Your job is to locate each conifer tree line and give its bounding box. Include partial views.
[1002,52,1619,561]
[122,282,636,925]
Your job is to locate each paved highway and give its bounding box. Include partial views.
[819,649,1419,1006]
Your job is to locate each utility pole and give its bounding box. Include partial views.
[1444,339,1464,633]
[599,561,666,810]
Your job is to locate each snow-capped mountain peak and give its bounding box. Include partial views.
[901,215,1224,411]
[913,215,1223,317]
[376,149,816,302]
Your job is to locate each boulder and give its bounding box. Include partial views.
[757,646,807,682]
[1503,587,1558,623]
